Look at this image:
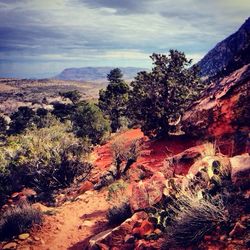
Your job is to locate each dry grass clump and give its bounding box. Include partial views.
[107,202,132,226]
[0,202,42,240]
[163,193,228,248]
[111,137,142,163]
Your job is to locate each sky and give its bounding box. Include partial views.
[0,0,249,78]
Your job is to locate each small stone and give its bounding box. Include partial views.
[219,235,227,241]
[232,239,244,245]
[11,192,20,199]
[33,236,40,241]
[154,229,162,235]
[18,233,30,240]
[138,220,154,237]
[81,220,95,227]
[124,235,135,244]
[3,242,17,249]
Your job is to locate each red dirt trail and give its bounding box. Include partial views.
[11,129,196,250]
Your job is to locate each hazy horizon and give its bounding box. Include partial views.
[0,0,250,78]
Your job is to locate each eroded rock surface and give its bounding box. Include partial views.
[182,64,250,155]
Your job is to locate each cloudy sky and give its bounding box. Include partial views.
[0,0,249,78]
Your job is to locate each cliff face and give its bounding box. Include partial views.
[182,64,250,155]
[197,17,250,78]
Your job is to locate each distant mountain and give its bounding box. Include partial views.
[197,17,250,78]
[55,67,147,81]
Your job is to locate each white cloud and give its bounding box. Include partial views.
[0,0,249,77]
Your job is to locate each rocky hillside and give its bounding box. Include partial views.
[182,64,250,155]
[197,17,250,78]
[55,67,146,81]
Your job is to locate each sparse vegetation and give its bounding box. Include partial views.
[111,137,142,178]
[107,180,128,204]
[0,121,92,202]
[0,202,42,240]
[106,180,131,225]
[0,114,7,140]
[107,202,132,226]
[163,194,228,248]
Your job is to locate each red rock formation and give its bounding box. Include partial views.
[182,64,250,155]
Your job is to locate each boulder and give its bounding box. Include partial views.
[132,220,154,237]
[88,212,147,249]
[130,172,166,211]
[3,242,17,249]
[77,181,93,194]
[230,154,250,189]
[182,64,250,155]
[164,143,216,176]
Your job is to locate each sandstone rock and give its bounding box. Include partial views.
[230,154,250,189]
[130,172,165,211]
[18,233,30,240]
[137,220,154,237]
[77,181,93,194]
[220,235,227,241]
[88,212,147,249]
[130,181,149,211]
[164,144,215,176]
[124,235,135,244]
[80,220,95,228]
[182,64,250,155]
[3,242,17,249]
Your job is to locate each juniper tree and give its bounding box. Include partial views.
[99,68,129,132]
[129,50,204,138]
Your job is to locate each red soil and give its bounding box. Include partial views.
[10,129,197,250]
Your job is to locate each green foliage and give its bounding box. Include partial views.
[9,106,35,134]
[107,180,128,203]
[129,50,204,138]
[0,115,7,139]
[59,90,81,104]
[0,121,92,199]
[107,202,132,226]
[0,202,42,240]
[52,102,75,121]
[99,68,130,132]
[33,108,57,129]
[72,101,110,144]
[107,68,124,84]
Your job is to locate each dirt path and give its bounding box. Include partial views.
[15,130,144,250]
[14,129,196,250]
[17,189,109,250]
